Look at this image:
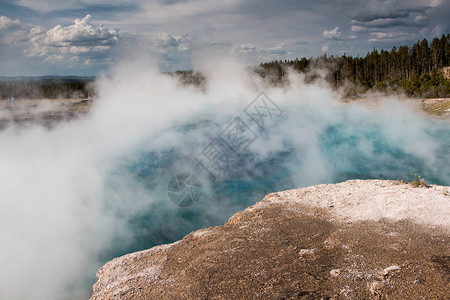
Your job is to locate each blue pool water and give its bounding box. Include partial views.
[102,110,450,261]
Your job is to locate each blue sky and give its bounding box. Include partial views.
[0,0,448,76]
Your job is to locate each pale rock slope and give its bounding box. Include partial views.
[91,180,450,299]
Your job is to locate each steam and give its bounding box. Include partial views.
[0,57,449,299]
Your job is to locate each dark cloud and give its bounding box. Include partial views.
[352,9,411,22]
[353,16,428,28]
[427,0,450,35]
[351,4,430,33]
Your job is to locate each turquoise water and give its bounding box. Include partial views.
[102,113,450,261]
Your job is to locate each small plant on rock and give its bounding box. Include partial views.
[411,174,428,188]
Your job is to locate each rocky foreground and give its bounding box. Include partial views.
[91,180,449,299]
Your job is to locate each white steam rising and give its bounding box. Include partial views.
[0,57,448,299]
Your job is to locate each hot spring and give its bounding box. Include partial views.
[0,60,449,299]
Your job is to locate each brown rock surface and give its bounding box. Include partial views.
[91,180,450,299]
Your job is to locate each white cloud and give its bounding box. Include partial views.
[414,15,427,22]
[367,31,408,42]
[229,42,293,64]
[231,42,292,57]
[157,32,191,51]
[25,15,120,64]
[369,32,396,39]
[0,15,28,44]
[0,15,21,30]
[45,15,118,46]
[351,25,370,33]
[44,54,64,62]
[230,43,256,54]
[263,42,290,55]
[152,33,193,71]
[323,27,342,40]
[321,44,329,52]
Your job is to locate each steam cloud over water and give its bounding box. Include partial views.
[0,57,449,299]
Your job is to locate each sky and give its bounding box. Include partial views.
[0,0,449,76]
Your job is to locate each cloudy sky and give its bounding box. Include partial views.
[0,0,448,76]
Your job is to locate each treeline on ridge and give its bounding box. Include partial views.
[258,34,450,98]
